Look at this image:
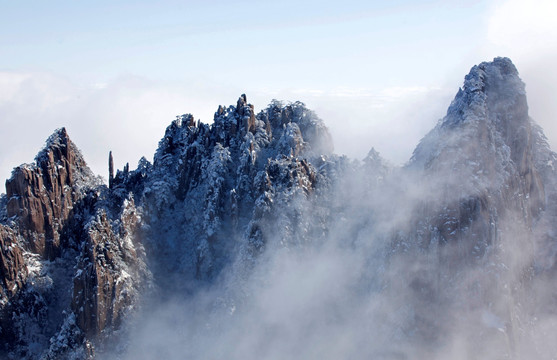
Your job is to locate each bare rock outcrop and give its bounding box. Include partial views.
[0,225,26,299]
[236,93,256,134]
[72,198,145,338]
[5,128,96,259]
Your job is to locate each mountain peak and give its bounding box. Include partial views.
[5,127,96,257]
[466,57,523,97]
[477,56,518,77]
[463,57,520,92]
[34,127,88,171]
[443,57,527,129]
[409,56,545,223]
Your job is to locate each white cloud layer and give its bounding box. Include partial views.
[0,0,556,189]
[0,72,452,185]
[0,73,240,184]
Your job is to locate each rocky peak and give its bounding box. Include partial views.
[444,57,524,125]
[406,57,545,256]
[141,96,334,284]
[152,95,333,172]
[442,58,530,161]
[5,127,96,258]
[411,58,537,179]
[259,99,334,157]
[234,93,256,134]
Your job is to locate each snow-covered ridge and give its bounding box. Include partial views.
[2,58,557,359]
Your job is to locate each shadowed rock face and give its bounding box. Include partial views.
[72,202,143,338]
[1,58,557,359]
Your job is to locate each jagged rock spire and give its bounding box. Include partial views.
[411,57,533,173]
[236,93,247,111]
[109,151,114,189]
[5,127,95,258]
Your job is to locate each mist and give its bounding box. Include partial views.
[102,105,557,360]
[107,178,555,360]
[3,60,557,360]
[3,1,557,359]
[0,71,452,186]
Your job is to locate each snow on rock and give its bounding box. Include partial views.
[2,59,557,359]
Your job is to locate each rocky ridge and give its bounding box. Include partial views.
[1,58,557,359]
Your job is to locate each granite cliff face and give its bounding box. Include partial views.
[5,128,94,258]
[1,58,557,359]
[0,129,147,359]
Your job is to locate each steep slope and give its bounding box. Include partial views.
[0,129,148,359]
[5,128,96,258]
[404,57,553,265]
[387,57,557,356]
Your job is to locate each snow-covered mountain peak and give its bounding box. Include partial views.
[35,127,96,186]
[444,57,526,128]
[410,57,534,176]
[3,60,557,359]
[404,57,549,265]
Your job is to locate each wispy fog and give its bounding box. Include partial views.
[0,72,230,185]
[106,138,557,360]
[0,72,452,185]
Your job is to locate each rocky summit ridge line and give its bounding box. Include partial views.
[1,57,557,359]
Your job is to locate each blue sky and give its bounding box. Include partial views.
[1,0,556,183]
[2,1,488,84]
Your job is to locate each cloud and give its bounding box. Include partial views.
[0,72,452,187]
[278,86,451,164]
[0,72,240,185]
[487,0,557,51]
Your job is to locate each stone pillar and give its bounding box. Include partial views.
[108,151,114,189]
